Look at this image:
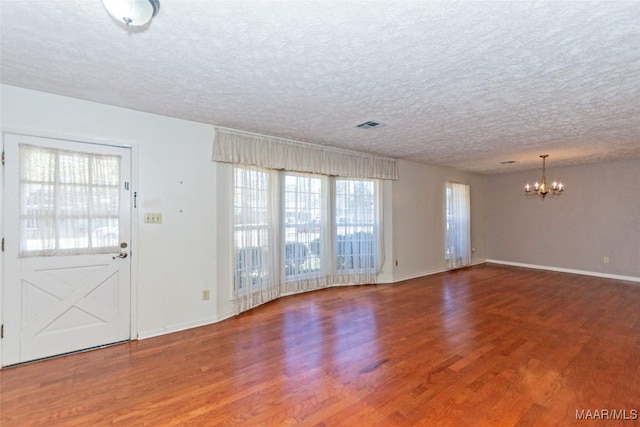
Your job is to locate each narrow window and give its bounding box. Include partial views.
[335,179,379,273]
[284,174,324,279]
[445,182,471,269]
[233,167,272,295]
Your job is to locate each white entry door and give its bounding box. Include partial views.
[2,134,131,366]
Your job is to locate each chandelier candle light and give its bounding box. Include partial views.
[524,154,564,199]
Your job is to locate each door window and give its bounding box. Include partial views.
[19,144,121,256]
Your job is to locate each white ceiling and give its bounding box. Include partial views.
[1,0,639,174]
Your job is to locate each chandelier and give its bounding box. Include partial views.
[524,154,564,199]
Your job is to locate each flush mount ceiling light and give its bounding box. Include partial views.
[524,154,564,199]
[101,0,160,27]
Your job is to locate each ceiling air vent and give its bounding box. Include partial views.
[356,121,385,130]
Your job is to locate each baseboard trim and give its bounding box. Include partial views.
[486,259,640,283]
[138,258,638,341]
[389,260,486,283]
[138,314,234,340]
[390,268,447,283]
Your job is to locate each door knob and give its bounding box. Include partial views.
[113,252,128,259]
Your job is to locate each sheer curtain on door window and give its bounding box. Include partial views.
[445,182,471,269]
[233,166,281,313]
[19,144,121,257]
[332,178,380,285]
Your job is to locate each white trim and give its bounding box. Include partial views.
[391,268,448,283]
[129,143,140,339]
[1,127,137,149]
[376,269,394,284]
[0,136,4,368]
[389,260,488,283]
[0,131,140,367]
[137,314,233,340]
[93,258,640,344]
[486,259,640,283]
[1,128,140,341]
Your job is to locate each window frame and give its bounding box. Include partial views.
[18,144,121,257]
[232,166,382,295]
[334,177,379,274]
[282,172,328,282]
[233,167,272,294]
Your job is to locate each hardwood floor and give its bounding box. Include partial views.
[2,264,639,426]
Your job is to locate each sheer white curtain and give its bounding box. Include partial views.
[233,166,281,313]
[281,173,330,294]
[232,166,384,312]
[217,127,394,312]
[331,178,381,285]
[19,144,120,257]
[445,182,471,269]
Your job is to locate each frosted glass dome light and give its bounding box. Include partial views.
[101,0,160,27]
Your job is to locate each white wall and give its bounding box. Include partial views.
[0,85,402,344]
[5,85,632,360]
[0,85,492,355]
[391,159,487,281]
[1,85,220,339]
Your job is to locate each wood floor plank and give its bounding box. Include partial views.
[1,264,639,426]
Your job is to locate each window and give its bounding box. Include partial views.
[232,166,382,312]
[335,179,378,273]
[233,167,272,293]
[284,174,324,278]
[19,144,120,257]
[445,182,471,269]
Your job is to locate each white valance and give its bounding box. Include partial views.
[212,127,398,180]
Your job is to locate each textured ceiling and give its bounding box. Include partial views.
[1,0,639,174]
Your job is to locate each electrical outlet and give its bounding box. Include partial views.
[603,256,610,264]
[202,289,210,301]
[144,212,163,224]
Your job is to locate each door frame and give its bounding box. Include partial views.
[0,129,139,368]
